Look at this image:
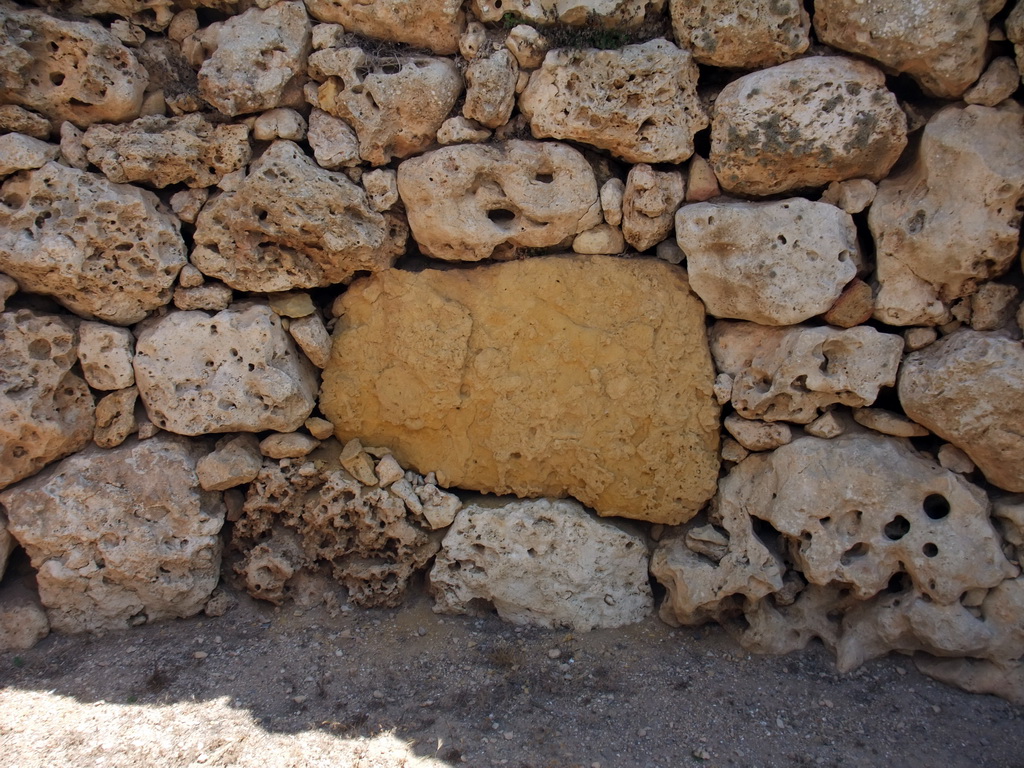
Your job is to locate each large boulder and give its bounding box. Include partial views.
[306,0,466,55]
[321,255,720,525]
[670,0,810,69]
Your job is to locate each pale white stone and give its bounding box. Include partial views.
[600,178,625,227]
[0,133,59,177]
[173,283,233,311]
[78,322,135,391]
[362,168,399,212]
[572,224,625,255]
[375,454,405,487]
[197,433,263,491]
[713,373,733,406]
[268,292,316,318]
[253,107,307,141]
[416,484,461,530]
[463,49,517,130]
[58,122,88,170]
[622,164,684,253]
[306,109,360,169]
[168,10,199,42]
[436,116,492,144]
[655,239,684,265]
[852,408,930,438]
[311,22,346,51]
[340,438,378,486]
[288,313,332,369]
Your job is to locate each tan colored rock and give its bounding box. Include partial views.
[472,0,657,27]
[459,21,487,59]
[306,0,465,55]
[965,57,1020,106]
[173,283,232,311]
[430,498,652,631]
[253,107,306,141]
[819,178,877,215]
[710,56,906,196]
[134,302,318,436]
[322,255,720,524]
[916,657,1024,706]
[0,163,185,325]
[170,189,208,224]
[899,330,1024,492]
[398,141,600,262]
[670,0,810,69]
[191,140,405,292]
[621,164,684,253]
[0,105,51,140]
[77,322,135,391]
[436,116,491,145]
[339,438,378,486]
[305,417,334,441]
[824,279,874,329]
[269,291,315,318]
[572,224,625,255]
[288,313,332,369]
[677,198,859,325]
[732,585,846,656]
[805,410,846,439]
[720,437,749,463]
[463,50,517,130]
[362,169,399,213]
[852,408,930,438]
[1010,1,1024,79]
[970,282,1020,332]
[938,444,976,475]
[723,414,792,452]
[600,177,625,227]
[0,310,94,490]
[686,154,720,202]
[711,321,904,423]
[0,133,58,177]
[416,484,461,530]
[0,511,13,581]
[871,105,1024,327]
[0,6,148,128]
[197,2,311,116]
[0,578,50,652]
[814,0,992,99]
[93,387,138,448]
[904,327,938,351]
[169,9,199,41]
[39,0,175,31]
[505,24,548,69]
[520,39,707,164]
[259,432,320,459]
[305,108,359,169]
[0,274,15,312]
[196,434,262,491]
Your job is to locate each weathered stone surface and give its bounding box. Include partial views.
[136,37,204,116]
[1,435,224,634]
[732,584,847,657]
[622,164,684,253]
[970,282,1020,332]
[134,302,318,436]
[870,105,1024,326]
[0,104,51,140]
[916,657,1024,706]
[505,23,548,69]
[288,313,332,369]
[600,177,625,227]
[173,282,232,311]
[82,114,250,188]
[852,408,929,438]
[814,0,992,99]
[572,224,625,255]
[362,168,398,213]
[519,40,708,164]
[0,162,185,325]
[259,432,320,459]
[306,0,466,55]
[670,0,810,69]
[397,141,600,262]
[37,0,175,31]
[252,107,306,141]
[436,116,491,145]
[819,178,876,215]
[0,6,148,128]
[710,56,906,196]
[198,1,311,116]
[0,310,95,491]
[430,498,652,631]
[93,386,138,448]
[711,322,904,423]
[0,133,58,177]
[472,0,657,27]
[1010,1,1024,80]
[78,322,135,391]
[686,154,720,202]
[965,56,1020,107]
[677,198,859,325]
[191,141,406,291]
[306,108,359,169]
[196,433,262,491]
[899,330,1024,492]
[0,578,49,652]
[0,510,12,581]
[463,50,517,130]
[823,278,874,329]
[322,255,720,524]
[723,414,792,452]
[315,48,462,165]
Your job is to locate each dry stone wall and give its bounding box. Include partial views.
[0,0,1023,705]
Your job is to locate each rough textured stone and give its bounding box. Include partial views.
[852,408,929,438]
[0,310,95,491]
[430,498,653,631]
[436,116,491,145]
[259,432,319,459]
[670,0,810,69]
[1,435,224,634]
[572,224,625,254]
[0,6,148,128]
[916,657,1024,706]
[37,0,176,31]
[686,154,720,202]
[600,177,625,227]
[82,114,251,188]
[173,283,232,311]
[306,108,359,169]
[505,24,548,69]
[1010,1,1024,80]
[134,302,318,436]
[472,0,658,28]
[710,56,906,196]
[870,105,1024,326]
[723,414,792,452]
[463,50,517,130]
[819,178,877,215]
[252,107,306,141]
[362,169,398,213]
[322,255,720,524]
[899,330,1024,493]
[191,140,406,291]
[0,133,58,177]
[77,322,135,391]
[0,105,51,140]
[0,578,50,652]
[711,322,904,423]
[196,433,262,491]
[519,40,707,164]
[964,57,1020,107]
[823,278,875,329]
[0,510,12,581]
[288,313,332,369]
[306,0,466,55]
[969,282,1020,332]
[622,164,684,253]
[0,162,185,325]
[397,141,600,262]
[92,386,137,449]
[136,37,204,116]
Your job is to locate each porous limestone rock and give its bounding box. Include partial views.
[870,105,1024,326]
[436,116,491,145]
[252,107,306,141]
[133,302,318,435]
[362,168,398,212]
[710,56,906,196]
[814,0,993,99]
[823,278,874,329]
[306,0,466,55]
[572,224,625,255]
[710,322,904,423]
[314,48,463,165]
[463,49,517,130]
[173,283,232,311]
[38,0,176,31]
[82,114,251,188]
[136,37,204,116]
[430,498,652,631]
[0,6,148,128]
[723,414,792,452]
[677,199,859,325]
[288,313,332,369]
[306,108,359,169]
[0,578,50,652]
[899,330,1024,493]
[0,133,59,176]
[1010,1,1024,79]
[259,432,320,459]
[0,162,186,325]
[197,1,311,116]
[472,0,659,28]
[621,164,684,253]
[819,178,877,215]
[670,0,810,69]
[416,484,461,530]
[322,255,721,524]
[92,386,137,448]
[600,177,625,227]
[196,433,262,491]
[191,140,406,291]
[77,322,135,391]
[964,57,1020,107]
[0,104,52,140]
[0,310,95,490]
[505,24,548,69]
[1,435,224,634]
[397,141,601,261]
[852,408,929,438]
[519,39,707,164]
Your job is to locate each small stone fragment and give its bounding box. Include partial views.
[670,0,810,69]
[0,133,59,177]
[965,57,1020,106]
[600,178,625,227]
[820,178,877,215]
[340,438,379,486]
[173,283,233,311]
[0,578,50,652]
[852,408,930,438]
[713,373,733,406]
[463,50,517,130]
[724,414,793,452]
[253,107,307,141]
[197,434,263,491]
[436,116,491,145]
[77,322,135,391]
[306,109,360,169]
[375,454,404,487]
[0,274,16,311]
[970,283,1020,332]
[805,410,846,439]
[572,224,625,255]
[169,10,199,42]
[0,105,51,140]
[416,484,461,530]
[288,313,332,369]
[904,327,938,351]
[269,292,316,318]
[720,437,749,463]
[622,164,685,253]
[938,444,976,475]
[824,279,875,329]
[459,21,487,59]
[505,24,548,69]
[686,155,720,202]
[170,189,209,224]
[93,387,138,448]
[260,432,321,459]
[362,169,399,213]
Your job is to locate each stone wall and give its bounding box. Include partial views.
[0,0,1023,704]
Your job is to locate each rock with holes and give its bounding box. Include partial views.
[621,164,684,253]
[191,140,406,291]
[77,321,135,391]
[0,435,224,634]
[82,114,251,188]
[0,310,94,490]
[899,330,1024,493]
[430,498,653,631]
[814,0,993,99]
[197,1,311,116]
[670,0,810,69]
[676,198,859,325]
[314,48,462,165]
[0,6,148,128]
[463,49,518,130]
[732,584,849,656]
[396,141,601,261]
[710,56,906,196]
[306,108,359,169]
[710,322,904,424]
[321,255,720,524]
[135,37,204,115]
[870,105,1024,326]
[306,0,466,55]
[0,162,186,325]
[519,39,707,164]
[471,0,658,28]
[133,302,318,436]
[35,0,176,31]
